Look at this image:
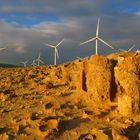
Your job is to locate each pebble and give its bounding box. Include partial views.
[124,119,134,125]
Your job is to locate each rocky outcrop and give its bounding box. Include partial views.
[60,51,140,116]
[0,51,139,117]
[115,53,140,116]
[84,55,113,103]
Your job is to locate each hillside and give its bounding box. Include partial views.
[0,63,17,68]
[0,50,140,140]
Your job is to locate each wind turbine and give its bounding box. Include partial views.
[76,56,89,60]
[35,52,44,66]
[118,45,135,52]
[44,39,64,65]
[31,58,37,66]
[21,60,29,67]
[80,18,114,54]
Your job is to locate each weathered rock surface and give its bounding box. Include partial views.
[0,50,140,140]
[115,53,140,116]
[85,55,113,104]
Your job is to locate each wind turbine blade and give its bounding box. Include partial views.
[80,37,96,45]
[39,59,45,64]
[76,56,82,59]
[98,38,114,49]
[56,39,64,47]
[127,45,135,52]
[25,60,29,63]
[44,43,55,48]
[38,52,41,59]
[96,18,100,37]
[118,48,126,52]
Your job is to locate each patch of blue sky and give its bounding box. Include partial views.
[0,13,60,27]
[107,0,139,14]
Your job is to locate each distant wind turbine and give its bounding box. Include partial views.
[76,56,82,59]
[31,58,37,66]
[35,52,44,66]
[118,45,135,52]
[44,39,64,65]
[76,56,89,60]
[21,60,29,67]
[80,18,114,54]
[76,56,83,60]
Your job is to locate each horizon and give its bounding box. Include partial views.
[0,0,140,65]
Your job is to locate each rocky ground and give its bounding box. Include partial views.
[0,51,140,140]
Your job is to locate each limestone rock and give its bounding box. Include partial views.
[115,54,140,116]
[85,55,113,103]
[64,60,84,90]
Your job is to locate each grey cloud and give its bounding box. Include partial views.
[0,19,83,65]
[0,0,140,65]
[0,14,140,65]
[0,0,105,15]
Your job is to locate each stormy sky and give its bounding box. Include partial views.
[0,0,140,65]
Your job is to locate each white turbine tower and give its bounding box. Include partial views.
[80,18,114,54]
[21,60,29,67]
[44,39,64,65]
[36,52,44,66]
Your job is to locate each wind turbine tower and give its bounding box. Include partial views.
[80,18,114,54]
[44,39,64,65]
[36,52,44,66]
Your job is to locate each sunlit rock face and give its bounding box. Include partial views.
[64,51,140,116]
[1,51,139,117]
[115,53,140,116]
[84,55,113,103]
